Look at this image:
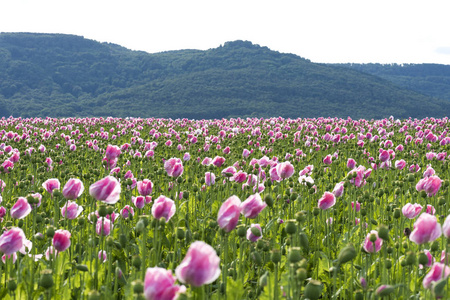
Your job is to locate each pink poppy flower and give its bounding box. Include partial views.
[402,203,423,219]
[410,213,442,245]
[175,241,221,287]
[62,178,84,200]
[423,263,450,289]
[144,267,186,300]
[217,195,241,232]
[42,178,61,194]
[318,192,336,210]
[363,230,383,253]
[240,193,267,219]
[152,195,176,222]
[89,176,121,204]
[10,197,32,219]
[247,224,262,242]
[52,229,71,252]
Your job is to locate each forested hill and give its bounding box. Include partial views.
[334,63,450,101]
[0,32,449,119]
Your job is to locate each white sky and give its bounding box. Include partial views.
[1,0,449,65]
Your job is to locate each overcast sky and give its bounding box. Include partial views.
[1,0,449,65]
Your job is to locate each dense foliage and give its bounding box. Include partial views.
[336,63,450,101]
[1,33,449,119]
[0,116,450,299]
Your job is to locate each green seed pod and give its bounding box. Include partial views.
[313,207,320,216]
[256,239,264,250]
[385,259,392,269]
[7,278,17,291]
[304,280,323,300]
[176,227,185,240]
[46,226,55,238]
[87,291,101,300]
[295,211,307,224]
[236,224,247,237]
[418,252,429,266]
[296,268,307,281]
[133,280,144,294]
[98,204,108,217]
[285,220,297,235]
[250,226,262,237]
[405,251,416,266]
[271,249,281,264]
[106,206,114,215]
[264,194,274,207]
[299,232,309,252]
[288,247,302,263]
[393,208,401,219]
[132,255,142,270]
[39,269,54,289]
[106,236,114,247]
[378,224,390,241]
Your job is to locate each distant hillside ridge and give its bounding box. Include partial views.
[0,32,449,119]
[334,63,450,101]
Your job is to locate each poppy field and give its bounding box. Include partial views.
[0,115,450,299]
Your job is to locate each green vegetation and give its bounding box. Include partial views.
[336,63,450,101]
[0,33,449,119]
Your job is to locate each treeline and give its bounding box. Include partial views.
[0,33,449,119]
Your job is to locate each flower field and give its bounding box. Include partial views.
[0,115,449,299]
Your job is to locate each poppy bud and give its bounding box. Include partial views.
[76,264,89,272]
[338,244,357,265]
[259,272,268,287]
[251,251,263,266]
[376,285,394,297]
[432,278,447,299]
[132,255,141,270]
[355,290,364,300]
[299,232,309,252]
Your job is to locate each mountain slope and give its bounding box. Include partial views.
[334,63,450,101]
[0,33,449,119]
